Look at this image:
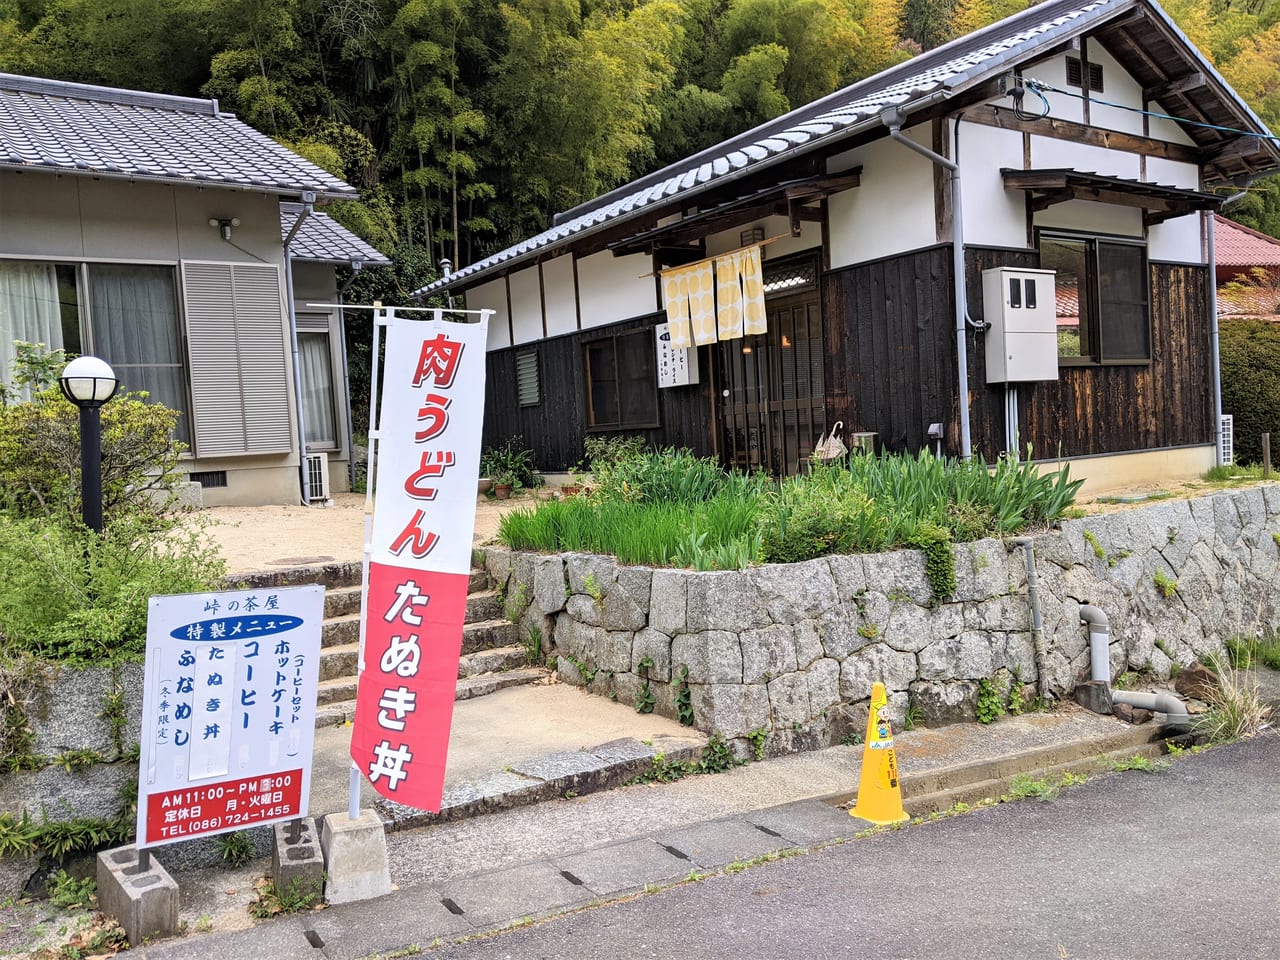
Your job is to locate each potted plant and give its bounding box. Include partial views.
[492,469,518,500]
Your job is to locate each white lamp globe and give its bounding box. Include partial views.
[59,356,119,406]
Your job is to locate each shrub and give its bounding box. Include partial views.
[0,512,226,663]
[0,387,186,525]
[1219,318,1280,466]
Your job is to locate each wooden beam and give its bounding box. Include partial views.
[1200,136,1266,166]
[967,105,1199,163]
[1145,72,1206,103]
[1028,188,1076,212]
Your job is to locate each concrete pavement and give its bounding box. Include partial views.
[119,703,1189,960]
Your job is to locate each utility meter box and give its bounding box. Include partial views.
[982,267,1059,383]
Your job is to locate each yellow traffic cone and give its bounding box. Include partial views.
[851,682,908,824]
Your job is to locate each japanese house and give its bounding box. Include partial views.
[416,0,1280,492]
[0,73,384,506]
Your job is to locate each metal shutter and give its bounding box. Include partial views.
[182,262,293,457]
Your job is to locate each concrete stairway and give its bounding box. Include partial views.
[237,562,549,728]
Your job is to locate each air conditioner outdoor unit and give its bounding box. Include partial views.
[304,452,332,504]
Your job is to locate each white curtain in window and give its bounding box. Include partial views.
[298,332,336,446]
[0,261,63,400]
[88,264,188,442]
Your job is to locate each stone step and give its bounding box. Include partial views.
[468,568,489,593]
[325,585,363,619]
[322,614,360,649]
[312,667,551,728]
[317,675,357,706]
[319,642,359,683]
[458,645,529,678]
[462,619,518,656]
[233,561,363,592]
[454,668,549,702]
[466,590,503,624]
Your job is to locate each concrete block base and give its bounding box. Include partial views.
[320,809,391,905]
[271,818,324,902]
[1073,680,1113,716]
[96,845,179,947]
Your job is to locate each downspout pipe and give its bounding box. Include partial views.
[283,200,314,504]
[1079,605,1190,729]
[882,107,972,460]
[337,261,364,489]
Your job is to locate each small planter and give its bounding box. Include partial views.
[477,477,494,495]
[493,483,514,500]
[561,484,582,497]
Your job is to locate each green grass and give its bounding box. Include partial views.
[1225,631,1280,671]
[499,447,1084,570]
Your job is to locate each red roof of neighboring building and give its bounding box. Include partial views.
[1215,215,1280,267]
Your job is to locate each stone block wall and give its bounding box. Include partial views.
[486,486,1280,754]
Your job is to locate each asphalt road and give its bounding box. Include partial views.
[431,732,1279,960]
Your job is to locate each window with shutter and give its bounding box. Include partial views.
[181,261,293,457]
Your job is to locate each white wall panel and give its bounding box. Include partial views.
[1149,213,1204,264]
[465,277,510,350]
[1146,157,1200,190]
[704,215,819,259]
[1148,114,1196,146]
[577,250,655,328]
[960,123,1026,248]
[1030,134,1141,180]
[542,255,578,336]
[1035,199,1142,236]
[508,265,542,344]
[1088,47,1144,134]
[828,132,936,268]
[1024,57,1084,124]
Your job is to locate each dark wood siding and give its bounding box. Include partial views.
[483,313,715,470]
[824,244,1213,460]
[823,245,959,454]
[967,251,1213,458]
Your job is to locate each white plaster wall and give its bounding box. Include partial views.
[1087,46,1144,135]
[542,255,578,337]
[1149,214,1204,264]
[1146,157,1200,190]
[465,277,510,350]
[576,250,656,329]
[959,122,1026,248]
[1034,199,1142,236]
[1029,133,1141,180]
[827,131,937,268]
[703,215,819,259]
[508,265,543,344]
[1148,114,1197,146]
[1024,56,1084,124]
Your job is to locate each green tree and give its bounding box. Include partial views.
[1219,318,1280,466]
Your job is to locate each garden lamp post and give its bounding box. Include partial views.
[58,356,119,534]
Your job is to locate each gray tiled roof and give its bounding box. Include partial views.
[0,73,356,199]
[414,0,1273,296]
[282,204,391,266]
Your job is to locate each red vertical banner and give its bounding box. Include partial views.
[350,312,488,812]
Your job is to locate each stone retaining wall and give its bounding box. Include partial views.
[486,485,1280,755]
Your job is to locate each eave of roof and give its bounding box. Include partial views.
[414,0,1280,298]
[281,205,392,266]
[0,73,356,200]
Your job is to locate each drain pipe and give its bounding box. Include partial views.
[882,107,973,460]
[1079,605,1190,728]
[284,196,315,504]
[1014,538,1050,704]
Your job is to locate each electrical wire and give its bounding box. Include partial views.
[1024,76,1280,147]
[1012,82,1052,122]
